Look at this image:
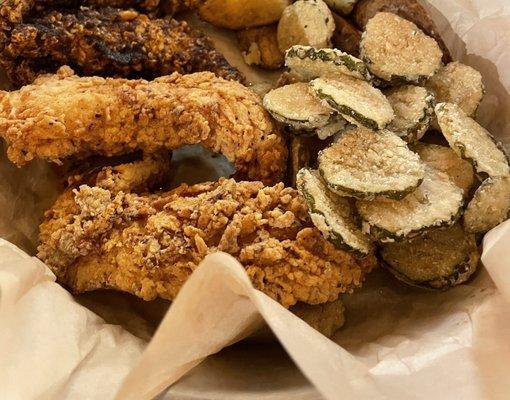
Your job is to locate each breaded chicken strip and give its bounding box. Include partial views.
[38,178,377,307]
[0,7,241,86]
[0,68,287,184]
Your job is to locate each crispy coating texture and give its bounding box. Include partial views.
[0,7,242,86]
[0,68,287,184]
[0,0,32,25]
[38,178,377,307]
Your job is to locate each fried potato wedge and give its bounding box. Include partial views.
[237,25,284,70]
[198,0,290,30]
[277,0,335,52]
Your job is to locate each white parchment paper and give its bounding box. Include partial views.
[1,1,510,399]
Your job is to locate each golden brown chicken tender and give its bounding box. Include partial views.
[38,178,377,307]
[0,67,287,184]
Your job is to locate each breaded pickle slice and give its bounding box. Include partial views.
[318,128,425,200]
[381,223,479,290]
[290,298,345,338]
[357,166,464,241]
[360,12,443,84]
[435,103,510,178]
[311,76,394,130]
[263,82,334,131]
[412,143,475,196]
[385,85,435,143]
[285,45,371,81]
[426,62,484,117]
[464,176,510,233]
[297,168,373,255]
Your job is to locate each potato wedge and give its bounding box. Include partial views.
[277,0,335,52]
[352,0,451,62]
[198,0,290,30]
[237,25,284,70]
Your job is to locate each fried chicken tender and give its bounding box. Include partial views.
[0,67,287,184]
[38,178,377,307]
[0,6,241,86]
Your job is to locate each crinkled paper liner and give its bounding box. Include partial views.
[1,1,510,399]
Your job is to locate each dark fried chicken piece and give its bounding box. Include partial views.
[1,0,194,19]
[34,0,163,12]
[38,178,377,307]
[0,68,287,184]
[0,6,241,86]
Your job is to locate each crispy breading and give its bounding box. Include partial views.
[0,67,287,184]
[0,7,242,86]
[38,178,377,307]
